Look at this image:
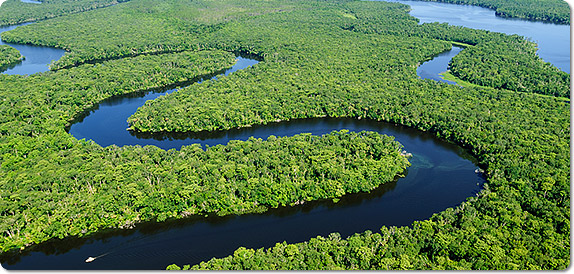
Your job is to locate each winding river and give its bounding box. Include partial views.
[386,0,570,79]
[0,23,66,75]
[8,117,486,270]
[0,0,569,270]
[391,0,570,73]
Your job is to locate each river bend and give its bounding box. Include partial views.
[2,0,569,269]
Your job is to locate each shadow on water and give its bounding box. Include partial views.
[2,162,484,270]
[65,66,232,129]
[0,176,403,264]
[0,3,503,269]
[3,110,487,269]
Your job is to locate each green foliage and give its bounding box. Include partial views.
[0,49,236,135]
[0,0,131,27]
[0,0,297,69]
[0,129,410,251]
[448,40,570,97]
[415,0,570,24]
[0,45,23,68]
[0,0,569,270]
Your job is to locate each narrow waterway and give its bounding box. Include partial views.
[6,55,485,269]
[68,57,259,148]
[417,45,463,84]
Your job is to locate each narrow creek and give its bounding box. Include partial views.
[417,45,463,84]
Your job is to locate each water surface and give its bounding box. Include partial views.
[6,117,485,270]
[380,0,570,73]
[0,23,66,75]
[6,0,567,269]
[417,45,462,84]
[20,0,42,3]
[68,57,260,148]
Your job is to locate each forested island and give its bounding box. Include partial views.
[0,0,570,270]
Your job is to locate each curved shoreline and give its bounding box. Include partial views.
[0,0,568,270]
[0,22,66,75]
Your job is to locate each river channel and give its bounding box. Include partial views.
[382,0,570,74]
[6,53,487,269]
[0,0,569,270]
[0,23,66,75]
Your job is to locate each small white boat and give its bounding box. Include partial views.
[85,257,96,263]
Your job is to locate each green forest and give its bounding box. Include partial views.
[0,0,570,270]
[0,0,131,27]
[448,40,570,97]
[0,45,22,68]
[416,0,570,24]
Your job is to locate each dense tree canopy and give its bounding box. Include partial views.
[0,45,23,68]
[416,0,570,24]
[0,0,569,270]
[0,0,131,27]
[448,40,570,97]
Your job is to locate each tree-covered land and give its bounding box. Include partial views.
[0,44,409,253]
[0,0,131,27]
[127,1,568,133]
[0,0,569,270]
[448,40,570,97]
[414,0,570,24]
[0,45,23,68]
[0,0,297,69]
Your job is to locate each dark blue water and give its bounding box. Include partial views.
[3,0,567,269]
[0,23,66,75]
[5,116,485,269]
[7,56,487,271]
[68,57,260,148]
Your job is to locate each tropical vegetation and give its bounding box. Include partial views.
[416,0,570,24]
[0,0,569,270]
[448,39,570,97]
[0,0,131,27]
[0,45,22,68]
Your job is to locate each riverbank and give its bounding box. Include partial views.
[0,0,569,269]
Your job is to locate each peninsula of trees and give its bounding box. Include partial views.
[0,45,22,68]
